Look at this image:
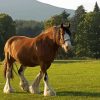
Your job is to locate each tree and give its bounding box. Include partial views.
[44,10,70,29]
[0,13,15,60]
[93,2,100,12]
[71,5,86,33]
[60,10,70,23]
[15,20,44,37]
[88,12,100,58]
[70,5,86,59]
[75,12,100,58]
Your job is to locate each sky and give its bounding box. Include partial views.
[37,0,100,12]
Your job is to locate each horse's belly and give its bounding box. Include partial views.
[13,51,39,67]
[18,58,38,67]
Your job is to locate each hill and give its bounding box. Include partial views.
[0,0,74,21]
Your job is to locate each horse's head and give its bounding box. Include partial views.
[56,23,72,52]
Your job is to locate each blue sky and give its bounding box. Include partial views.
[37,0,100,12]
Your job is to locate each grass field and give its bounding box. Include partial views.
[0,60,100,100]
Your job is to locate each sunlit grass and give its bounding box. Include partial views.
[0,60,100,100]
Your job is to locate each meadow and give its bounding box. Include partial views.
[0,60,100,100]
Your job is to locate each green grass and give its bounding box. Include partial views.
[0,60,100,100]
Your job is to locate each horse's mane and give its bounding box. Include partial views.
[41,27,53,34]
[35,26,60,45]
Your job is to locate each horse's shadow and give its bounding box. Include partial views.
[57,91,100,97]
[14,91,100,98]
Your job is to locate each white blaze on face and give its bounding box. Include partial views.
[62,32,72,52]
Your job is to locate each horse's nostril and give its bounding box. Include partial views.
[66,46,72,51]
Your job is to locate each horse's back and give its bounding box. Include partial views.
[6,36,32,44]
[5,36,31,54]
[4,36,37,65]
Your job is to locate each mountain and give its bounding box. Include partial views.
[0,0,75,21]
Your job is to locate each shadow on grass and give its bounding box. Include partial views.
[7,91,100,98]
[57,91,100,97]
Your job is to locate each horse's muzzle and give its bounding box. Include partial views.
[62,44,73,53]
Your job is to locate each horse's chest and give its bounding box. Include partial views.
[38,50,55,62]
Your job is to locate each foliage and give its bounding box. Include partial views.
[70,5,86,59]
[44,10,70,29]
[70,3,100,59]
[15,20,44,37]
[0,14,15,40]
[71,5,86,33]
[75,12,100,58]
[0,13,15,60]
[93,2,100,12]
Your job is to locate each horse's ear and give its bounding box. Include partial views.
[61,23,63,28]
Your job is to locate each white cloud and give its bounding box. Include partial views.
[37,0,100,12]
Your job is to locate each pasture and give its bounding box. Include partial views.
[0,60,100,100]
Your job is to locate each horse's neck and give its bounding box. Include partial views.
[45,29,59,50]
[37,27,59,47]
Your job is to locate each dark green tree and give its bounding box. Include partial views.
[70,5,86,58]
[44,10,70,29]
[93,2,100,12]
[75,12,100,58]
[16,20,44,37]
[60,10,70,23]
[88,12,100,58]
[0,13,15,60]
[71,5,86,33]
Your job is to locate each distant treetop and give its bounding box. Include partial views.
[93,1,100,12]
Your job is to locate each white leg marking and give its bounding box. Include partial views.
[29,72,43,94]
[19,76,29,92]
[3,71,14,93]
[44,75,56,96]
[19,67,29,92]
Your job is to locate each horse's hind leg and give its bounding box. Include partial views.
[29,71,44,94]
[3,61,14,93]
[18,65,29,92]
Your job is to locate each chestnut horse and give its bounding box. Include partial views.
[3,24,72,96]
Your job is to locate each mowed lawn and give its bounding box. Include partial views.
[0,60,100,100]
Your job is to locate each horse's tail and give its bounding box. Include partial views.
[4,59,7,78]
[4,52,14,79]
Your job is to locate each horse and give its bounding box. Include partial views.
[3,23,72,96]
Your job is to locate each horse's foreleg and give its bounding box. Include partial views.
[18,65,29,92]
[29,71,44,94]
[3,63,14,93]
[43,72,56,96]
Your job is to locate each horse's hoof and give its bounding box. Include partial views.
[20,82,29,92]
[44,90,56,96]
[3,87,15,94]
[20,86,29,92]
[29,85,40,94]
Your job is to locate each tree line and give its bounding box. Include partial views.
[73,2,100,59]
[0,2,100,60]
